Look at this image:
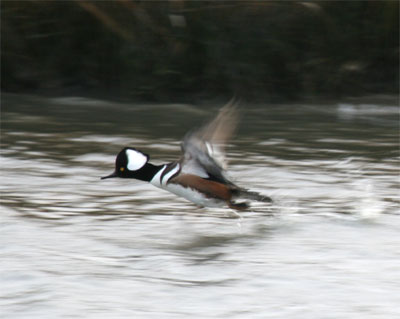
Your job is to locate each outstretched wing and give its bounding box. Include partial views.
[180,99,239,185]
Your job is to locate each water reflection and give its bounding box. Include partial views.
[1,94,399,318]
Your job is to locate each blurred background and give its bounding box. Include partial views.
[2,0,399,102]
[1,2,400,319]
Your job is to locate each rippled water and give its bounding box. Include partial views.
[1,94,399,318]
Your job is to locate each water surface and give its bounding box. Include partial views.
[1,94,399,318]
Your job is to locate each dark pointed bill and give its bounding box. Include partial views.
[101,171,118,180]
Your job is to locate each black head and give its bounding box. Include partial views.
[101,147,150,180]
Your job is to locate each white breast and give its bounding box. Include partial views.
[161,163,180,186]
[149,163,180,187]
[150,165,167,187]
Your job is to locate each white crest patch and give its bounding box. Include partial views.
[126,149,147,171]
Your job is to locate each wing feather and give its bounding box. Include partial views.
[180,99,239,185]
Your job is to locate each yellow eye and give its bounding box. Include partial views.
[120,167,125,172]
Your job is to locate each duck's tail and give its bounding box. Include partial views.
[234,188,273,203]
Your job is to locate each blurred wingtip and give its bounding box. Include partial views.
[223,96,241,110]
[181,98,242,170]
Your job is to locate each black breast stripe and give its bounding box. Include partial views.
[160,162,181,184]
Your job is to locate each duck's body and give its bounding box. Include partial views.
[150,162,227,208]
[102,102,271,210]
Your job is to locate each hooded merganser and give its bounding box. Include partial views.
[101,101,272,210]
